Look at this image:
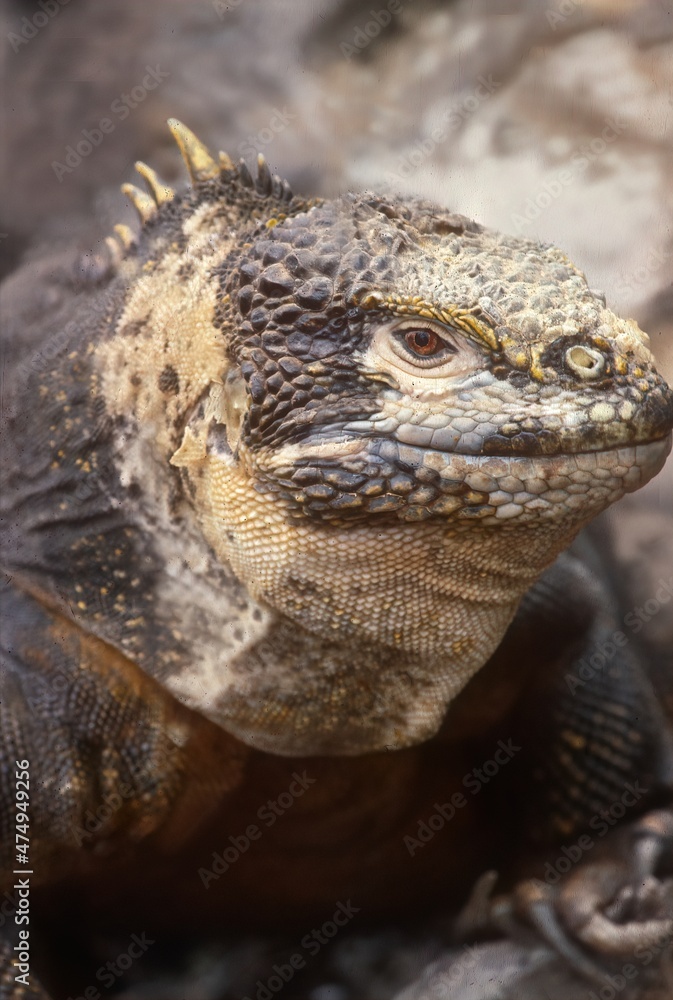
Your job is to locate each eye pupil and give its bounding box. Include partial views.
[405,328,440,356]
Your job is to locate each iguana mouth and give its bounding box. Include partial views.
[262,433,671,525]
[288,421,673,458]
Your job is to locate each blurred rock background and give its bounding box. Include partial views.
[1,0,672,996]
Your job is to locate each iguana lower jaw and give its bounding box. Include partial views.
[256,434,671,527]
[188,401,669,654]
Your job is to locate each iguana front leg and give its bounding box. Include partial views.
[504,809,673,970]
[0,580,246,997]
[455,548,673,994]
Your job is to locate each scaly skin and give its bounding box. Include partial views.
[1,121,672,997]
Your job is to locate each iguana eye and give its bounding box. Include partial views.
[404,328,443,357]
[391,323,458,369]
[368,318,481,381]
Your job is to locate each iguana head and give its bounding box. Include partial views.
[92,122,673,753]
[221,193,671,521]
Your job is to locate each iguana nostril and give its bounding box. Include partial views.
[565,345,605,379]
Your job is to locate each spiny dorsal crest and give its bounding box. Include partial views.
[105,118,294,264]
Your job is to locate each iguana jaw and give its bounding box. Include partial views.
[196,484,565,755]
[198,433,670,664]
[257,434,671,526]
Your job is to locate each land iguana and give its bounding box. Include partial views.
[1,121,672,998]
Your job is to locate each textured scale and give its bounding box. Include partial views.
[2,121,672,759]
[2,120,673,998]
